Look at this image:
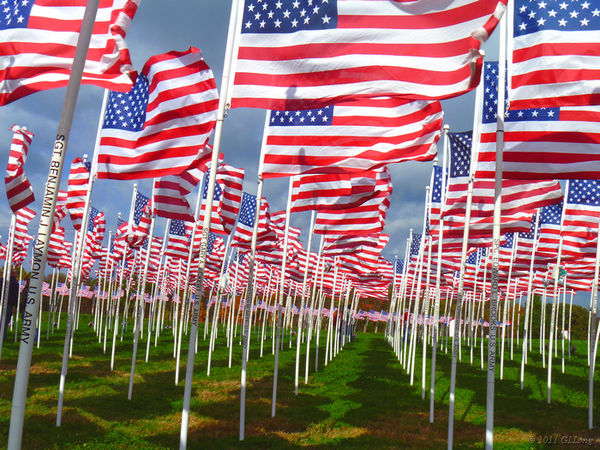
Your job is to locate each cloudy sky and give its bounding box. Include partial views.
[9,2,584,306]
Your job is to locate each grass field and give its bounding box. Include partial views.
[1,316,599,449]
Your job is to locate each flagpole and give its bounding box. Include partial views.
[8,1,101,447]
[0,213,16,360]
[430,124,449,422]
[500,234,518,379]
[179,0,243,446]
[588,209,600,428]
[295,208,315,394]
[520,212,540,388]
[485,13,507,449]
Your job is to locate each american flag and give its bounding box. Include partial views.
[443,127,561,234]
[52,190,68,232]
[537,202,563,258]
[314,166,392,236]
[200,169,225,234]
[97,47,219,180]
[560,179,600,258]
[13,206,35,249]
[165,219,191,260]
[125,191,152,248]
[231,193,277,250]
[47,226,67,268]
[429,164,447,234]
[153,151,210,222]
[262,98,442,177]
[230,0,507,109]
[5,125,35,213]
[66,157,91,231]
[477,61,600,180]
[0,0,139,105]
[509,0,600,108]
[217,164,245,234]
[410,233,422,257]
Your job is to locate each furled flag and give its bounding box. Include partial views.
[5,125,34,212]
[262,98,442,177]
[508,0,600,108]
[230,0,507,109]
[97,47,219,180]
[67,157,92,230]
[153,151,208,222]
[476,61,600,180]
[199,169,225,234]
[0,0,140,105]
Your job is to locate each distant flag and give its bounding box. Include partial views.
[560,179,600,258]
[97,47,219,180]
[262,98,443,177]
[217,164,245,234]
[0,0,140,105]
[67,157,91,231]
[5,125,35,213]
[508,0,600,108]
[230,0,507,109]
[231,193,277,250]
[165,219,191,260]
[477,61,600,180]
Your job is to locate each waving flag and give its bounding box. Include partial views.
[509,0,600,108]
[153,152,207,222]
[165,219,191,260]
[5,125,35,213]
[66,157,92,231]
[231,0,507,109]
[561,179,600,258]
[97,47,219,180]
[217,164,245,234]
[0,0,139,105]
[263,98,442,177]
[477,62,600,180]
[231,193,277,250]
[537,202,563,258]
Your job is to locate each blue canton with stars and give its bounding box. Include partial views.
[207,232,219,254]
[202,170,222,201]
[466,249,480,265]
[431,165,447,203]
[519,213,539,239]
[133,191,150,225]
[448,132,472,178]
[241,0,337,34]
[238,192,257,228]
[170,219,187,236]
[514,0,600,36]
[501,232,515,249]
[409,233,422,256]
[540,202,563,225]
[395,259,404,274]
[483,62,560,124]
[103,74,149,131]
[566,179,600,206]
[0,0,34,30]
[88,207,100,233]
[269,106,334,127]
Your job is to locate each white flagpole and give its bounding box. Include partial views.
[485,13,507,448]
[0,213,16,360]
[589,211,600,428]
[180,0,243,445]
[305,233,324,383]
[9,2,101,446]
[295,208,315,394]
[430,124,449,423]
[271,177,294,417]
[520,211,540,389]
[500,234,518,379]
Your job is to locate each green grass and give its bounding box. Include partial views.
[1,316,599,449]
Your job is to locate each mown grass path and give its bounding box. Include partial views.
[1,318,599,448]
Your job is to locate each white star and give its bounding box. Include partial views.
[581,1,590,9]
[283,9,290,18]
[580,17,589,26]
[300,8,306,17]
[593,8,600,16]
[558,18,567,26]
[539,1,547,8]
[322,14,331,24]
[569,10,579,18]
[16,14,23,23]
[532,110,538,117]
[313,6,319,14]
[247,3,255,12]
[537,17,546,26]
[559,2,568,9]
[519,4,527,13]
[292,0,300,8]
[254,12,260,20]
[547,110,555,117]
[304,16,310,24]
[274,18,281,27]
[259,19,266,27]
[262,2,268,10]
[528,10,536,19]
[519,22,527,30]
[275,0,282,8]
[548,9,557,17]
[291,18,298,27]
[268,10,274,18]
